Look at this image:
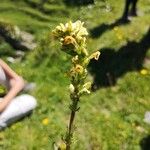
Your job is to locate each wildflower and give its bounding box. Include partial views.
[89,51,100,60]
[42,118,49,125]
[63,36,76,46]
[83,82,91,90]
[72,55,79,64]
[140,69,148,75]
[52,20,88,46]
[79,82,91,95]
[79,88,90,95]
[74,64,84,74]
[69,84,75,93]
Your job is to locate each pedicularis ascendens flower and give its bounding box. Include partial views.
[52,20,100,150]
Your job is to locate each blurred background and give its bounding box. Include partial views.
[0,0,150,149]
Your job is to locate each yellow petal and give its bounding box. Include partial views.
[42,118,49,125]
[89,51,100,60]
[140,69,148,75]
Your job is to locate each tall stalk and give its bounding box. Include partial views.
[52,21,100,150]
[66,99,78,149]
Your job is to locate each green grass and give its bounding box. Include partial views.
[0,0,150,149]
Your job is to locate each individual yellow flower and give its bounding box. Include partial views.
[71,20,88,37]
[89,51,100,60]
[75,64,84,74]
[42,118,49,125]
[83,82,91,90]
[79,88,90,95]
[140,69,148,75]
[63,36,76,46]
[79,82,91,95]
[72,55,79,64]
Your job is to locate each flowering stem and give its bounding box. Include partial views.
[52,20,100,150]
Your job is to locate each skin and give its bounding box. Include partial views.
[0,59,25,112]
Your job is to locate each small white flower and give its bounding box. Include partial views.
[83,82,91,90]
[69,84,75,93]
[79,88,90,95]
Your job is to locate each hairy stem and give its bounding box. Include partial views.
[66,94,79,150]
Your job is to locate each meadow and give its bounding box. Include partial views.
[0,0,150,149]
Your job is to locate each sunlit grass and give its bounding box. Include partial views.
[0,0,150,149]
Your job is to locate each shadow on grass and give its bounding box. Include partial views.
[63,0,94,6]
[90,18,130,38]
[23,0,69,16]
[88,28,150,90]
[140,135,150,150]
[0,112,33,131]
[0,7,50,22]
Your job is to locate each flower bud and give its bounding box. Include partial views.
[83,82,91,90]
[63,36,76,46]
[69,84,75,93]
[72,55,79,64]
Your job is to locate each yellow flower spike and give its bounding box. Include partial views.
[75,64,84,74]
[89,51,100,60]
[140,69,148,75]
[55,26,62,31]
[42,118,49,125]
[63,36,76,46]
